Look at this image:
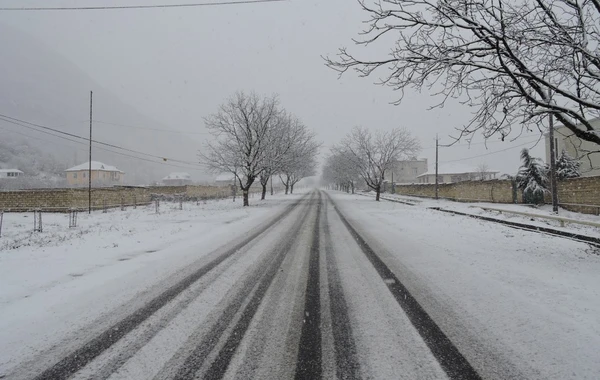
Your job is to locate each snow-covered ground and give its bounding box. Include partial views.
[331,192,600,379]
[0,192,305,375]
[359,190,600,238]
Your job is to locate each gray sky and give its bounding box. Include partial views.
[0,0,546,175]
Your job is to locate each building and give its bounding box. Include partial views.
[416,164,498,184]
[0,169,24,179]
[388,158,428,183]
[65,161,124,186]
[545,117,600,177]
[162,172,192,186]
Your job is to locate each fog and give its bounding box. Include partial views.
[0,0,546,183]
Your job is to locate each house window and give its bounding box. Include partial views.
[413,168,418,175]
[73,173,77,179]
[83,172,86,178]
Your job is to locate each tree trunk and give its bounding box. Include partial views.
[261,184,267,200]
[351,182,355,194]
[290,184,294,194]
[375,186,381,201]
[285,185,289,194]
[243,190,249,206]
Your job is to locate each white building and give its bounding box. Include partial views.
[0,169,24,179]
[416,164,498,184]
[389,158,428,183]
[545,117,600,177]
[162,172,192,186]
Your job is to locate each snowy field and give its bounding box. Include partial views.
[0,192,306,375]
[359,190,600,239]
[331,192,600,379]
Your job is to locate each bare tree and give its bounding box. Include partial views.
[279,123,320,194]
[322,149,361,193]
[201,92,280,207]
[337,126,420,201]
[325,0,600,147]
[258,113,312,199]
[476,163,490,181]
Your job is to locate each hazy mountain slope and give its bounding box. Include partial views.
[0,22,207,184]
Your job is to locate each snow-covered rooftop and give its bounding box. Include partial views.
[215,172,236,182]
[0,169,23,174]
[163,172,191,180]
[65,161,123,173]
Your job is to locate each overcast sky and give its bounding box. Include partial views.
[0,0,547,175]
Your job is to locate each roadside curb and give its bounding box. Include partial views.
[428,207,600,248]
[350,191,600,248]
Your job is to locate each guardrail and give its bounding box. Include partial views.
[475,206,600,229]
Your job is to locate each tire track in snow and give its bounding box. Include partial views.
[167,192,317,380]
[325,192,482,380]
[294,191,322,380]
[321,194,361,380]
[27,194,309,380]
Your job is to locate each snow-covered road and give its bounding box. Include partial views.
[1,190,599,379]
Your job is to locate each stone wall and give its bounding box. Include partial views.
[394,177,600,214]
[0,184,256,212]
[554,176,600,214]
[0,189,73,211]
[395,180,521,203]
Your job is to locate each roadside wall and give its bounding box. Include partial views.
[394,177,600,214]
[0,189,73,211]
[554,177,600,214]
[0,184,255,212]
[395,180,521,203]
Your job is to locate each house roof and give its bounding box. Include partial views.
[417,163,499,177]
[163,172,191,180]
[0,169,23,174]
[65,161,124,173]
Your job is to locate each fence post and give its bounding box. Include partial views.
[103,198,107,213]
[155,199,160,214]
[69,209,78,228]
[133,195,137,209]
[179,197,183,210]
[0,210,3,238]
[121,196,125,211]
[34,210,43,232]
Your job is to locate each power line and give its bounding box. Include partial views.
[0,113,202,166]
[441,139,541,164]
[421,135,542,150]
[0,0,286,11]
[0,115,205,170]
[92,120,210,135]
[0,124,206,171]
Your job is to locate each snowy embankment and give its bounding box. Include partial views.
[359,190,600,239]
[0,192,305,376]
[331,192,600,380]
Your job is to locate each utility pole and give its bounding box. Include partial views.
[548,90,559,213]
[88,91,93,214]
[391,171,395,194]
[270,174,274,195]
[435,134,439,200]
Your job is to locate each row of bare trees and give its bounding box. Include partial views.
[200,91,319,206]
[322,126,420,201]
[325,0,600,151]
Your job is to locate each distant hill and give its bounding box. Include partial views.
[0,22,208,185]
